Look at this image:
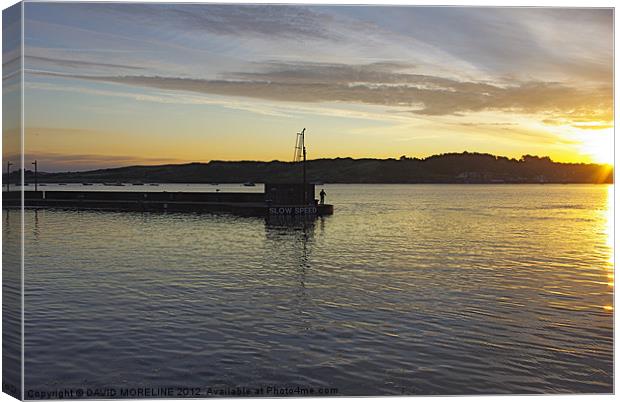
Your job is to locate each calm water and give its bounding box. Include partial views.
[14,182,266,193]
[6,184,614,395]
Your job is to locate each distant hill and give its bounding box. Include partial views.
[6,152,613,184]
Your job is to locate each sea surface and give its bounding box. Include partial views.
[3,184,614,396]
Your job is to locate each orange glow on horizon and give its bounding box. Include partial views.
[577,128,614,165]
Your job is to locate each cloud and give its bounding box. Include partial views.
[25,80,295,118]
[226,61,422,84]
[25,79,417,123]
[543,118,614,130]
[6,151,184,172]
[66,3,342,41]
[26,55,145,71]
[571,124,614,130]
[457,122,518,127]
[29,61,612,124]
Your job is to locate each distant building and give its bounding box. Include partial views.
[456,171,492,182]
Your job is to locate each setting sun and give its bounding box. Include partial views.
[579,129,614,165]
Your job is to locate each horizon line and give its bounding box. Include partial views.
[4,151,614,175]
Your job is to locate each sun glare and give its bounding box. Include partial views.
[579,129,614,165]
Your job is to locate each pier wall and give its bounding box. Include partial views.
[2,190,333,216]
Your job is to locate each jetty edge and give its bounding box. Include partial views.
[2,183,334,217]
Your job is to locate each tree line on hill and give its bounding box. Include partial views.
[5,152,613,184]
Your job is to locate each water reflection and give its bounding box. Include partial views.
[2,208,22,399]
[15,184,614,394]
[605,185,613,260]
[33,209,40,240]
[264,216,316,311]
[604,185,614,303]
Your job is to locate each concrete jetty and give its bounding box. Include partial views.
[2,183,334,217]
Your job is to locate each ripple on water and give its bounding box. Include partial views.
[10,184,613,395]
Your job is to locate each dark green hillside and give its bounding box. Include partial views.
[7,152,613,184]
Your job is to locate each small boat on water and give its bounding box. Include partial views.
[58,183,66,186]
[243,182,256,187]
[132,182,144,186]
[82,183,93,186]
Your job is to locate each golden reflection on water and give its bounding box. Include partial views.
[15,184,614,393]
[603,185,613,309]
[605,185,614,254]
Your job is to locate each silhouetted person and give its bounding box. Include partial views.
[319,189,326,205]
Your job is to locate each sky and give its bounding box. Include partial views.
[4,3,614,171]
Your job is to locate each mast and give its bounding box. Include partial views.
[6,161,12,192]
[32,160,38,192]
[302,129,307,204]
[294,128,307,204]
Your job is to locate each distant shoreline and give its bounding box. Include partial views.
[6,182,613,188]
[4,152,613,185]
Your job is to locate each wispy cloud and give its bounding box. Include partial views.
[29,61,612,124]
[25,79,416,123]
[26,55,144,71]
[7,151,185,172]
[67,3,345,41]
[20,4,614,167]
[25,80,293,118]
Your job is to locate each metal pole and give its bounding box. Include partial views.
[32,160,38,192]
[6,161,12,192]
[302,129,307,204]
